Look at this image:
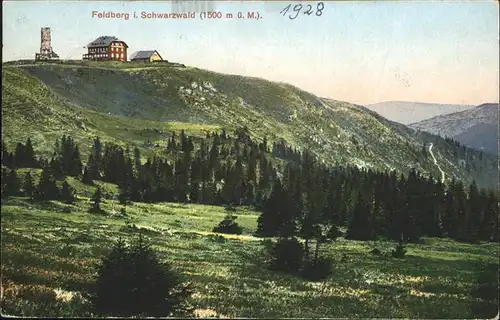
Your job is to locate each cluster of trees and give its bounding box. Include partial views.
[442,136,492,172]
[1,167,76,204]
[258,158,499,244]
[1,137,82,203]
[81,129,277,207]
[1,138,39,169]
[2,129,499,245]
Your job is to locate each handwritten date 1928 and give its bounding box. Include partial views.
[279,2,324,20]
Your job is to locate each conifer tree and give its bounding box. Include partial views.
[451,180,468,239]
[1,139,5,163]
[0,168,7,199]
[189,157,201,203]
[70,145,83,177]
[118,185,132,206]
[85,153,100,181]
[35,165,60,200]
[402,168,421,242]
[89,186,104,213]
[60,181,76,204]
[82,165,94,185]
[1,141,14,168]
[92,137,103,171]
[346,190,374,241]
[90,235,192,317]
[14,142,25,168]
[256,178,288,237]
[479,190,499,241]
[4,168,21,197]
[50,157,64,180]
[23,172,35,199]
[457,180,481,242]
[174,157,188,203]
[24,138,38,168]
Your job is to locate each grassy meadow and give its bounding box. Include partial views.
[1,182,498,318]
[1,61,498,318]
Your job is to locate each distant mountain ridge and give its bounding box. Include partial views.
[366,101,474,125]
[409,103,499,154]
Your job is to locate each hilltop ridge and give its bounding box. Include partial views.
[410,103,499,155]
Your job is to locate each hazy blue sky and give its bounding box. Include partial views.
[3,1,499,105]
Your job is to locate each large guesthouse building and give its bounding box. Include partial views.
[83,36,128,62]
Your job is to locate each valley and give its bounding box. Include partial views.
[1,60,499,318]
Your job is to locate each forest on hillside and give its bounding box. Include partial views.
[2,127,498,246]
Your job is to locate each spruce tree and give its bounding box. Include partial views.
[60,181,76,204]
[189,157,201,203]
[256,178,286,237]
[70,145,83,177]
[23,172,35,199]
[89,186,104,213]
[82,165,95,185]
[4,168,21,197]
[1,141,14,168]
[92,137,103,171]
[50,157,64,180]
[86,153,100,181]
[35,165,60,200]
[118,186,132,206]
[402,168,421,242]
[451,180,468,240]
[479,191,499,242]
[0,168,7,199]
[90,235,192,317]
[24,138,38,168]
[345,190,374,241]
[457,180,481,243]
[14,142,25,168]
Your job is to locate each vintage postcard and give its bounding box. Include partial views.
[1,0,499,318]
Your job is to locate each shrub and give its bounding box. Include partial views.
[88,186,104,214]
[212,214,243,235]
[208,234,226,243]
[89,235,193,317]
[327,226,343,241]
[391,241,407,259]
[301,257,333,282]
[62,206,73,213]
[268,238,304,274]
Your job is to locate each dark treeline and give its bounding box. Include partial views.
[1,129,498,245]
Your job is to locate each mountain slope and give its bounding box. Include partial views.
[2,60,497,189]
[410,103,499,154]
[366,101,474,125]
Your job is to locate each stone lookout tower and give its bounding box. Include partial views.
[35,27,59,60]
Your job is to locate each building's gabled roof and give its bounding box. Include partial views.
[130,50,163,60]
[87,36,128,48]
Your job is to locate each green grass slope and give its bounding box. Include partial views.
[2,61,497,189]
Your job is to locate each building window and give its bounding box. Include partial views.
[121,53,124,59]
